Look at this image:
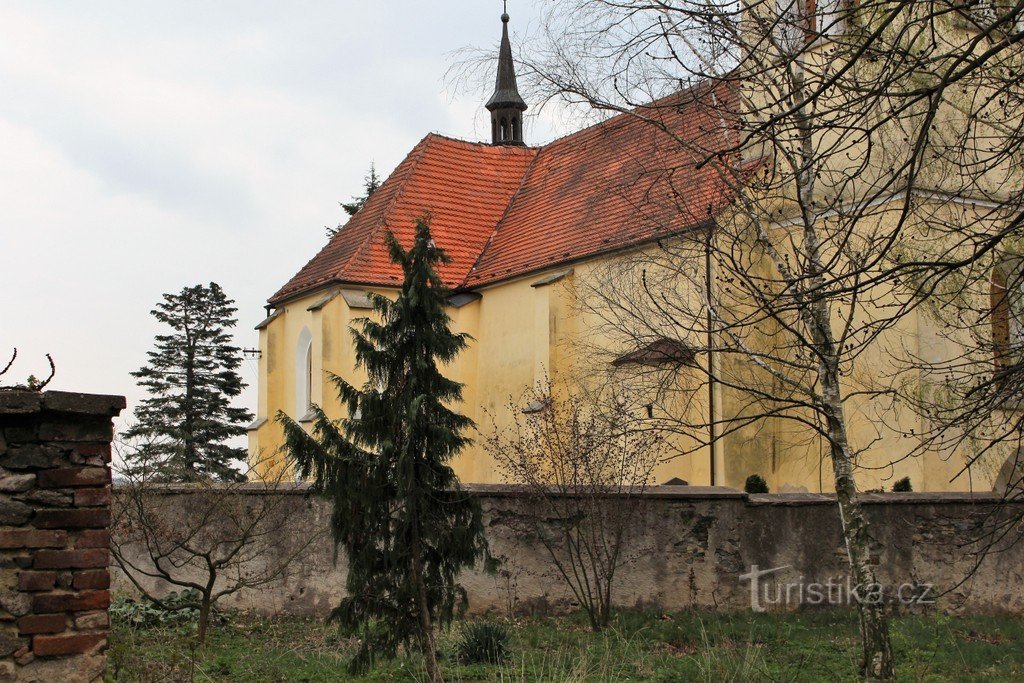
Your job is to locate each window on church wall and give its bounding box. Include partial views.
[775,0,845,51]
[295,327,314,421]
[991,260,1024,372]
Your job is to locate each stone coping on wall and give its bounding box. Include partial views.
[112,481,1011,506]
[0,390,126,418]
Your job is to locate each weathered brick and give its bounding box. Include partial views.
[0,592,31,618]
[72,570,109,590]
[73,487,110,507]
[37,466,109,489]
[0,628,27,657]
[0,530,66,549]
[73,610,109,630]
[33,508,109,529]
[74,530,109,549]
[0,498,32,525]
[0,445,52,470]
[32,632,105,656]
[0,470,35,492]
[17,614,65,635]
[20,489,72,507]
[17,571,57,592]
[33,549,108,570]
[33,590,109,614]
[2,423,37,443]
[38,420,113,443]
[69,442,112,465]
[56,571,72,589]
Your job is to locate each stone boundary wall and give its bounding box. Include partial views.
[111,483,1024,619]
[0,391,124,683]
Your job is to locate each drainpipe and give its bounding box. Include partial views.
[706,223,717,486]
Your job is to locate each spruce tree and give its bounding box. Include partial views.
[280,218,487,681]
[327,163,381,238]
[124,283,252,482]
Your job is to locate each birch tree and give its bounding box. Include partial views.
[512,1,1024,679]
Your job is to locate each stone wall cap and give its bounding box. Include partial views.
[42,391,126,417]
[0,390,125,417]
[0,390,43,414]
[747,491,1010,506]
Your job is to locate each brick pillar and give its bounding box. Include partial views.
[0,390,124,682]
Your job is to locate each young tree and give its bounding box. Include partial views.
[326,163,382,238]
[483,382,663,631]
[510,1,1024,679]
[112,450,320,645]
[280,217,488,681]
[124,283,252,481]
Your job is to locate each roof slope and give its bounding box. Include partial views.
[269,81,738,305]
[270,135,536,303]
[465,83,738,286]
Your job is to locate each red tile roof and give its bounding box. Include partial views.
[269,81,738,305]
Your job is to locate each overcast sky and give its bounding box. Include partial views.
[0,1,573,432]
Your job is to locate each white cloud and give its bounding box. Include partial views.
[0,0,575,441]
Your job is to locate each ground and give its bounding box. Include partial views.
[107,609,1024,681]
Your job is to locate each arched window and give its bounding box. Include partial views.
[296,327,313,420]
[992,258,1024,373]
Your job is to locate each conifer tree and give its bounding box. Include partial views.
[326,163,382,238]
[124,283,252,482]
[280,218,486,681]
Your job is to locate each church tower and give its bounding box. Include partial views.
[486,8,527,146]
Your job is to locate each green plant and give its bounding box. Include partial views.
[892,477,913,492]
[744,474,769,494]
[456,621,509,664]
[111,589,203,629]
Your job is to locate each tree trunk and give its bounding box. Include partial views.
[821,375,894,680]
[791,53,895,681]
[409,523,441,683]
[197,594,212,646]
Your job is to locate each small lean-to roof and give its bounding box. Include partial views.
[269,80,738,305]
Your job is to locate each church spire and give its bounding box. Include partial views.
[485,4,527,146]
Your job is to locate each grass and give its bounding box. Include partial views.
[107,608,1024,682]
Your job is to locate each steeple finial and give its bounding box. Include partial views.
[486,4,527,146]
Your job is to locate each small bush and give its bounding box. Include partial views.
[455,621,509,664]
[744,474,769,494]
[892,477,913,492]
[111,589,203,629]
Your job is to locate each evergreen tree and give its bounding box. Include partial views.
[326,163,381,238]
[280,218,487,681]
[124,283,252,482]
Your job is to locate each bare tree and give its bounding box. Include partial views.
[483,382,663,631]
[504,1,1024,679]
[111,450,322,644]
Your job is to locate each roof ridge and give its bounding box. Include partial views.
[530,79,719,151]
[337,133,436,280]
[422,131,540,150]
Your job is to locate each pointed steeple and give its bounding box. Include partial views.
[486,5,527,146]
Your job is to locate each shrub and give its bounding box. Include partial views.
[111,589,203,629]
[892,477,913,492]
[455,621,509,664]
[744,474,769,494]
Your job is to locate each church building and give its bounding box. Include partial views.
[248,9,998,492]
